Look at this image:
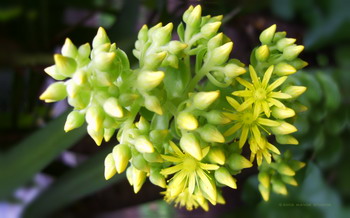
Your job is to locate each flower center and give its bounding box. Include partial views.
[183,156,198,172]
[241,111,256,125]
[254,88,266,101]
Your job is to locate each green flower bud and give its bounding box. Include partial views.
[93,52,116,72]
[271,121,297,135]
[163,54,178,69]
[138,24,148,42]
[180,133,202,160]
[289,160,305,171]
[134,135,154,153]
[167,41,188,55]
[148,23,162,38]
[186,5,202,27]
[177,112,198,130]
[135,116,149,133]
[201,21,221,38]
[207,33,223,51]
[215,167,237,189]
[283,86,307,98]
[92,27,110,48]
[289,58,308,70]
[54,54,77,77]
[150,169,166,188]
[207,147,226,165]
[193,90,220,110]
[255,45,270,62]
[281,175,298,186]
[272,179,287,195]
[72,69,88,85]
[119,93,139,107]
[144,51,167,69]
[199,176,217,204]
[271,107,295,119]
[276,135,298,145]
[182,5,194,23]
[62,38,78,58]
[144,95,163,115]
[274,62,296,76]
[276,38,296,52]
[152,23,173,45]
[204,110,231,125]
[87,124,103,145]
[258,184,270,201]
[149,129,169,144]
[259,24,276,44]
[67,91,90,109]
[104,153,117,180]
[137,71,165,91]
[78,43,91,59]
[104,128,115,142]
[222,63,246,78]
[66,80,82,98]
[132,154,150,172]
[103,97,124,118]
[282,45,304,61]
[197,124,225,143]
[272,31,286,42]
[39,82,67,103]
[258,171,270,188]
[86,106,104,132]
[112,144,131,173]
[131,166,147,193]
[227,153,253,171]
[44,65,66,80]
[64,111,85,132]
[209,42,233,66]
[277,163,295,176]
[143,151,163,163]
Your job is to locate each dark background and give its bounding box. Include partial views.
[0,0,349,217]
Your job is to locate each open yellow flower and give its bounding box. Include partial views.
[233,65,291,117]
[160,141,219,210]
[249,137,280,166]
[224,97,280,148]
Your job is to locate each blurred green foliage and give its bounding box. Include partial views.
[0,0,349,217]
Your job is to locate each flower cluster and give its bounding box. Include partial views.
[40,5,307,210]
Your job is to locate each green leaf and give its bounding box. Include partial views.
[0,111,86,199]
[316,72,341,111]
[22,147,124,218]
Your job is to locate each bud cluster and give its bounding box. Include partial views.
[40,5,308,211]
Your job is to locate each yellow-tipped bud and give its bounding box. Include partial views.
[215,167,237,189]
[282,45,304,61]
[271,121,297,135]
[137,24,148,42]
[136,116,150,133]
[144,51,167,70]
[44,65,66,80]
[255,45,270,62]
[201,21,221,38]
[210,42,233,66]
[274,62,296,76]
[144,95,163,115]
[272,179,288,195]
[78,43,91,58]
[137,71,165,91]
[93,52,116,71]
[276,38,296,51]
[132,167,146,193]
[281,175,298,186]
[62,38,78,58]
[259,24,276,44]
[131,154,150,172]
[103,128,115,142]
[112,144,131,173]
[283,86,307,98]
[72,70,88,85]
[150,170,166,188]
[259,184,270,201]
[205,110,231,125]
[87,125,104,145]
[152,23,173,45]
[222,63,246,78]
[168,41,188,54]
[271,107,295,119]
[92,27,110,48]
[258,171,271,188]
[180,133,202,160]
[39,82,67,103]
[228,153,253,171]
[177,112,198,130]
[143,151,163,163]
[86,106,104,132]
[134,136,154,153]
[182,5,194,23]
[208,33,223,51]
[207,147,226,165]
[276,135,299,145]
[186,5,202,27]
[64,111,85,132]
[54,54,77,77]
[197,124,225,143]
[193,90,220,110]
[104,153,117,180]
[277,163,295,176]
[103,97,123,118]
